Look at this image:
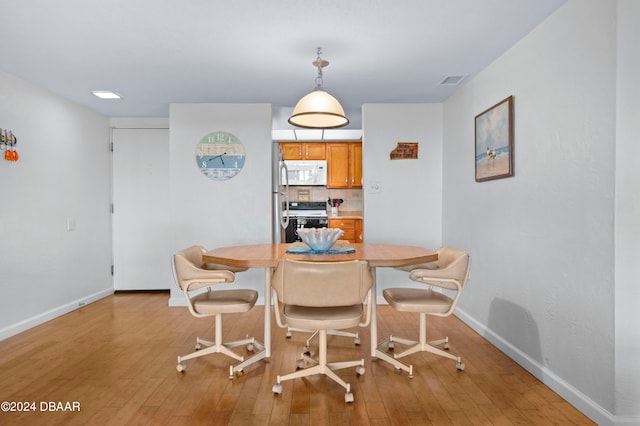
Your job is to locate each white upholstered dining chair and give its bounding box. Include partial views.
[172,245,265,379]
[377,246,470,378]
[271,259,373,403]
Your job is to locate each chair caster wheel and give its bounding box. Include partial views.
[408,373,414,379]
[296,360,306,370]
[456,362,465,371]
[176,363,186,372]
[355,366,365,376]
[354,337,361,346]
[345,392,354,403]
[247,343,254,352]
[272,383,282,394]
[303,345,311,354]
[195,343,202,350]
[444,342,450,350]
[388,342,394,350]
[286,331,292,339]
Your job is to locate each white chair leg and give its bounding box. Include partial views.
[327,329,360,345]
[327,359,364,371]
[301,353,319,366]
[277,363,326,382]
[230,342,267,377]
[388,335,418,346]
[375,347,413,377]
[274,330,361,399]
[393,343,423,359]
[196,337,214,349]
[178,340,240,362]
[287,327,360,347]
[375,313,463,375]
[429,337,449,348]
[323,368,351,392]
[419,341,460,363]
[178,314,266,375]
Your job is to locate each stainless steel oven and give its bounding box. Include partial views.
[283,201,328,243]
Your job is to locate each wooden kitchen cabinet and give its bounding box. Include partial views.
[326,142,362,188]
[354,219,363,243]
[279,142,326,160]
[329,218,364,243]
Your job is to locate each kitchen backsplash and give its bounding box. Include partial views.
[286,187,364,212]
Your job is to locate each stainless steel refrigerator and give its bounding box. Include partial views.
[271,143,289,243]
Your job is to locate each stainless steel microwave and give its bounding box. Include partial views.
[283,160,327,186]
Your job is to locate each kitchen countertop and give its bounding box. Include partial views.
[328,210,363,220]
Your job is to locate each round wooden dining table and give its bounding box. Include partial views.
[203,242,438,359]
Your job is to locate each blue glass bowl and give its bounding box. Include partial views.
[297,228,344,252]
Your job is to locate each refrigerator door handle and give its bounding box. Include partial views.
[280,161,290,229]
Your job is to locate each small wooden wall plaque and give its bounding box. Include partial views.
[390,142,418,160]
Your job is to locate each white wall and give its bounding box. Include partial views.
[362,103,443,299]
[168,104,272,305]
[615,0,640,421]
[0,70,113,339]
[2,2,637,422]
[442,0,618,423]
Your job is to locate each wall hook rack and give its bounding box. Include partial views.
[1,128,19,162]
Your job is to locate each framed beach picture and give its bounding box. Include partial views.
[475,96,514,182]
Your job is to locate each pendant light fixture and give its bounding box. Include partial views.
[288,48,349,129]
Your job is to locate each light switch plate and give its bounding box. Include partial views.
[368,181,383,194]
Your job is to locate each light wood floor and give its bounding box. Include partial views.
[0,292,593,425]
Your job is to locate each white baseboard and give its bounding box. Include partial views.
[168,296,186,307]
[614,416,640,425]
[0,288,114,341]
[454,308,619,426]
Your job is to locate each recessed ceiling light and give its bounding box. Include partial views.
[91,91,122,99]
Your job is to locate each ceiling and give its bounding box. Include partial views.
[0,0,565,127]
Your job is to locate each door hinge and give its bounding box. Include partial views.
[111,265,114,276]
[110,142,114,152]
[110,203,114,214]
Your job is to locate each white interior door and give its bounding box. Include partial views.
[112,128,171,290]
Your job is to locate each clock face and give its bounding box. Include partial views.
[195,131,246,181]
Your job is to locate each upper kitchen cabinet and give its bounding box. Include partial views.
[280,142,326,160]
[326,142,362,188]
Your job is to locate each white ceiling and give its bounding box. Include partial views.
[0,0,565,125]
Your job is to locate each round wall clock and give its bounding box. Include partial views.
[195,131,246,181]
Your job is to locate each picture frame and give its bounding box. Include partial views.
[297,189,310,201]
[475,96,514,182]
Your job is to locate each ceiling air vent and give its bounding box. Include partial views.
[439,75,466,85]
